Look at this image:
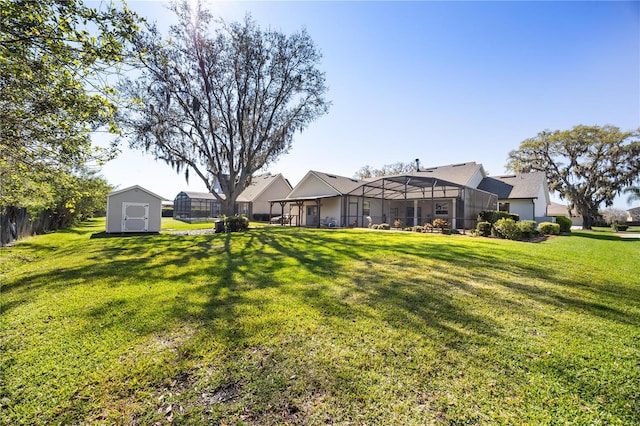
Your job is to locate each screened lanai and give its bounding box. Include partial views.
[346,175,498,230]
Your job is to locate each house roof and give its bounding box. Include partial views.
[627,206,640,215]
[236,173,291,203]
[405,162,485,187]
[108,185,167,201]
[478,172,547,200]
[308,171,363,195]
[547,202,577,217]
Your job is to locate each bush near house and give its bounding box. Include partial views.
[538,222,560,235]
[476,221,492,237]
[432,218,449,232]
[224,215,249,232]
[518,220,538,239]
[493,218,522,240]
[478,210,519,224]
[552,216,572,234]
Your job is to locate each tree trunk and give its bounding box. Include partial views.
[577,204,593,230]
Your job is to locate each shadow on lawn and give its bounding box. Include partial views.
[5,225,639,423]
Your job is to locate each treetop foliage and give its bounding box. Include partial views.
[0,0,141,213]
[507,124,640,228]
[354,162,416,179]
[119,1,329,214]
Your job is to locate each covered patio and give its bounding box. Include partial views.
[345,175,498,230]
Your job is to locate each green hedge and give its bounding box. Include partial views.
[538,222,560,235]
[476,221,492,237]
[518,220,538,239]
[478,210,519,224]
[494,218,521,240]
[552,216,572,233]
[224,215,249,232]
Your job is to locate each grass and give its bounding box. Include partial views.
[1,219,639,425]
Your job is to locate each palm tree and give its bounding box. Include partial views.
[625,186,640,204]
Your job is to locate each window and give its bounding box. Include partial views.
[499,202,510,212]
[363,201,370,216]
[435,202,448,215]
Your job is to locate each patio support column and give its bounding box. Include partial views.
[414,199,418,227]
[269,202,273,222]
[431,181,436,223]
[452,197,457,229]
[404,177,408,227]
[295,201,305,227]
[316,198,321,228]
[381,180,385,224]
[279,201,287,225]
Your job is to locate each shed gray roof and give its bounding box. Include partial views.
[478,172,547,200]
[109,185,167,200]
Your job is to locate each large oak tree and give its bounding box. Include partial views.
[507,125,640,229]
[118,1,329,215]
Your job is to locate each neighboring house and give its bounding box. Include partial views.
[173,173,291,222]
[271,162,551,230]
[106,185,165,233]
[547,202,583,227]
[236,173,292,220]
[627,207,640,223]
[477,172,551,222]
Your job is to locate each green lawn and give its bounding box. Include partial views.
[1,219,638,425]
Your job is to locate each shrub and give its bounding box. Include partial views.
[553,216,572,234]
[612,223,629,232]
[423,223,434,233]
[493,218,522,240]
[414,226,424,233]
[478,210,519,224]
[393,219,403,228]
[432,218,449,231]
[517,220,537,239]
[476,221,492,237]
[224,215,249,232]
[378,223,390,230]
[538,222,560,235]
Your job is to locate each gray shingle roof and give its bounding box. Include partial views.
[398,162,484,186]
[478,172,547,199]
[236,173,289,202]
[310,171,363,195]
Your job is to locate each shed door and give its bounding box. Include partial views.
[122,202,149,232]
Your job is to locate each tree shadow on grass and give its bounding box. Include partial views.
[4,226,639,423]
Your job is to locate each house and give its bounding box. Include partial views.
[106,185,165,233]
[271,162,551,230]
[270,170,363,227]
[236,173,292,221]
[173,173,292,222]
[547,202,583,227]
[626,206,640,223]
[477,172,551,222]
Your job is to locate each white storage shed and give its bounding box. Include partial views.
[106,185,165,233]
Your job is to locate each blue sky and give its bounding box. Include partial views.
[97,0,640,209]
